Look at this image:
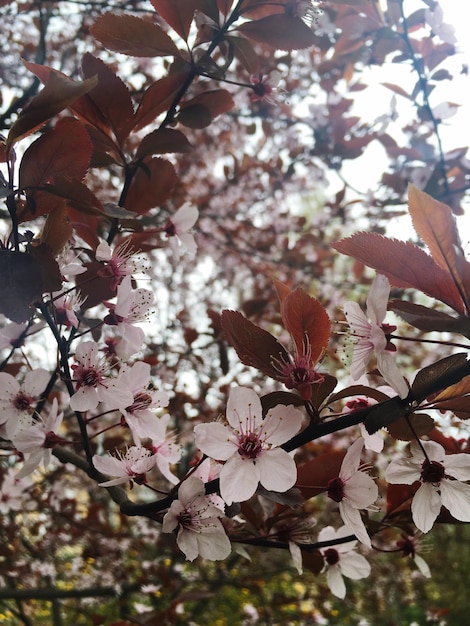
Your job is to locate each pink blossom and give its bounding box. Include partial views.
[194,387,303,505]
[0,369,50,438]
[70,341,134,412]
[318,525,371,598]
[344,274,408,398]
[164,203,198,256]
[0,322,29,350]
[146,414,181,485]
[92,446,157,487]
[396,534,431,578]
[118,361,170,443]
[326,438,378,547]
[0,468,33,514]
[250,72,283,103]
[103,276,153,358]
[162,476,231,561]
[52,290,86,329]
[385,440,470,533]
[13,399,64,478]
[96,240,147,290]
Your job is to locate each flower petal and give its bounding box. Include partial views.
[195,526,231,561]
[441,453,470,481]
[327,565,346,599]
[194,423,238,461]
[385,458,421,485]
[344,472,378,509]
[226,387,263,432]
[339,502,371,547]
[261,405,303,446]
[339,551,371,580]
[366,274,389,325]
[340,438,364,478]
[411,482,441,533]
[440,479,470,523]
[257,448,297,493]
[219,454,260,505]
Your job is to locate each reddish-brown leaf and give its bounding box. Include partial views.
[237,15,316,51]
[332,232,465,314]
[280,288,330,364]
[39,206,74,257]
[7,69,98,148]
[0,250,45,322]
[79,54,135,146]
[387,413,435,441]
[296,451,346,499]
[408,184,470,311]
[389,299,470,336]
[91,13,180,57]
[41,176,105,216]
[150,0,199,40]
[19,118,92,191]
[133,73,189,131]
[216,0,235,15]
[221,309,290,380]
[226,35,260,75]
[178,90,234,128]
[124,157,177,215]
[135,128,192,160]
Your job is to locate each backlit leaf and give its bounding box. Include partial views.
[7,70,97,148]
[91,13,180,57]
[134,73,189,131]
[332,232,466,314]
[150,0,199,40]
[135,128,192,160]
[280,288,330,364]
[0,250,44,322]
[19,118,92,191]
[221,309,290,380]
[387,413,435,441]
[124,157,177,215]
[364,396,407,434]
[178,90,234,128]
[237,15,316,51]
[408,184,470,311]
[389,299,470,336]
[411,353,470,404]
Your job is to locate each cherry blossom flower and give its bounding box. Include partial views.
[103,276,153,358]
[92,446,157,487]
[425,4,457,45]
[162,476,231,561]
[96,240,147,290]
[57,245,87,280]
[164,203,198,256]
[146,415,181,485]
[397,534,431,578]
[0,322,29,351]
[250,71,282,103]
[285,0,323,24]
[273,515,317,574]
[118,361,170,443]
[0,468,33,514]
[385,440,470,533]
[13,399,64,478]
[343,274,408,398]
[326,438,378,547]
[70,341,134,412]
[0,369,50,439]
[318,525,371,598]
[194,387,303,506]
[272,337,325,402]
[52,290,86,329]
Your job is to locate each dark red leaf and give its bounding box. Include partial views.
[7,66,97,147]
[133,73,189,131]
[150,0,199,40]
[0,250,45,322]
[135,128,192,160]
[91,13,180,57]
[124,157,177,215]
[332,232,466,314]
[221,309,290,380]
[238,15,316,51]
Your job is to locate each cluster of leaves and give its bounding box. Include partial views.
[0,1,470,624]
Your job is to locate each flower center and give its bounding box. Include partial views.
[73,365,101,388]
[238,433,263,459]
[13,391,34,412]
[397,536,416,558]
[177,510,194,529]
[164,220,176,237]
[323,548,339,565]
[327,477,345,502]
[420,459,445,484]
[44,431,62,449]
[127,392,153,414]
